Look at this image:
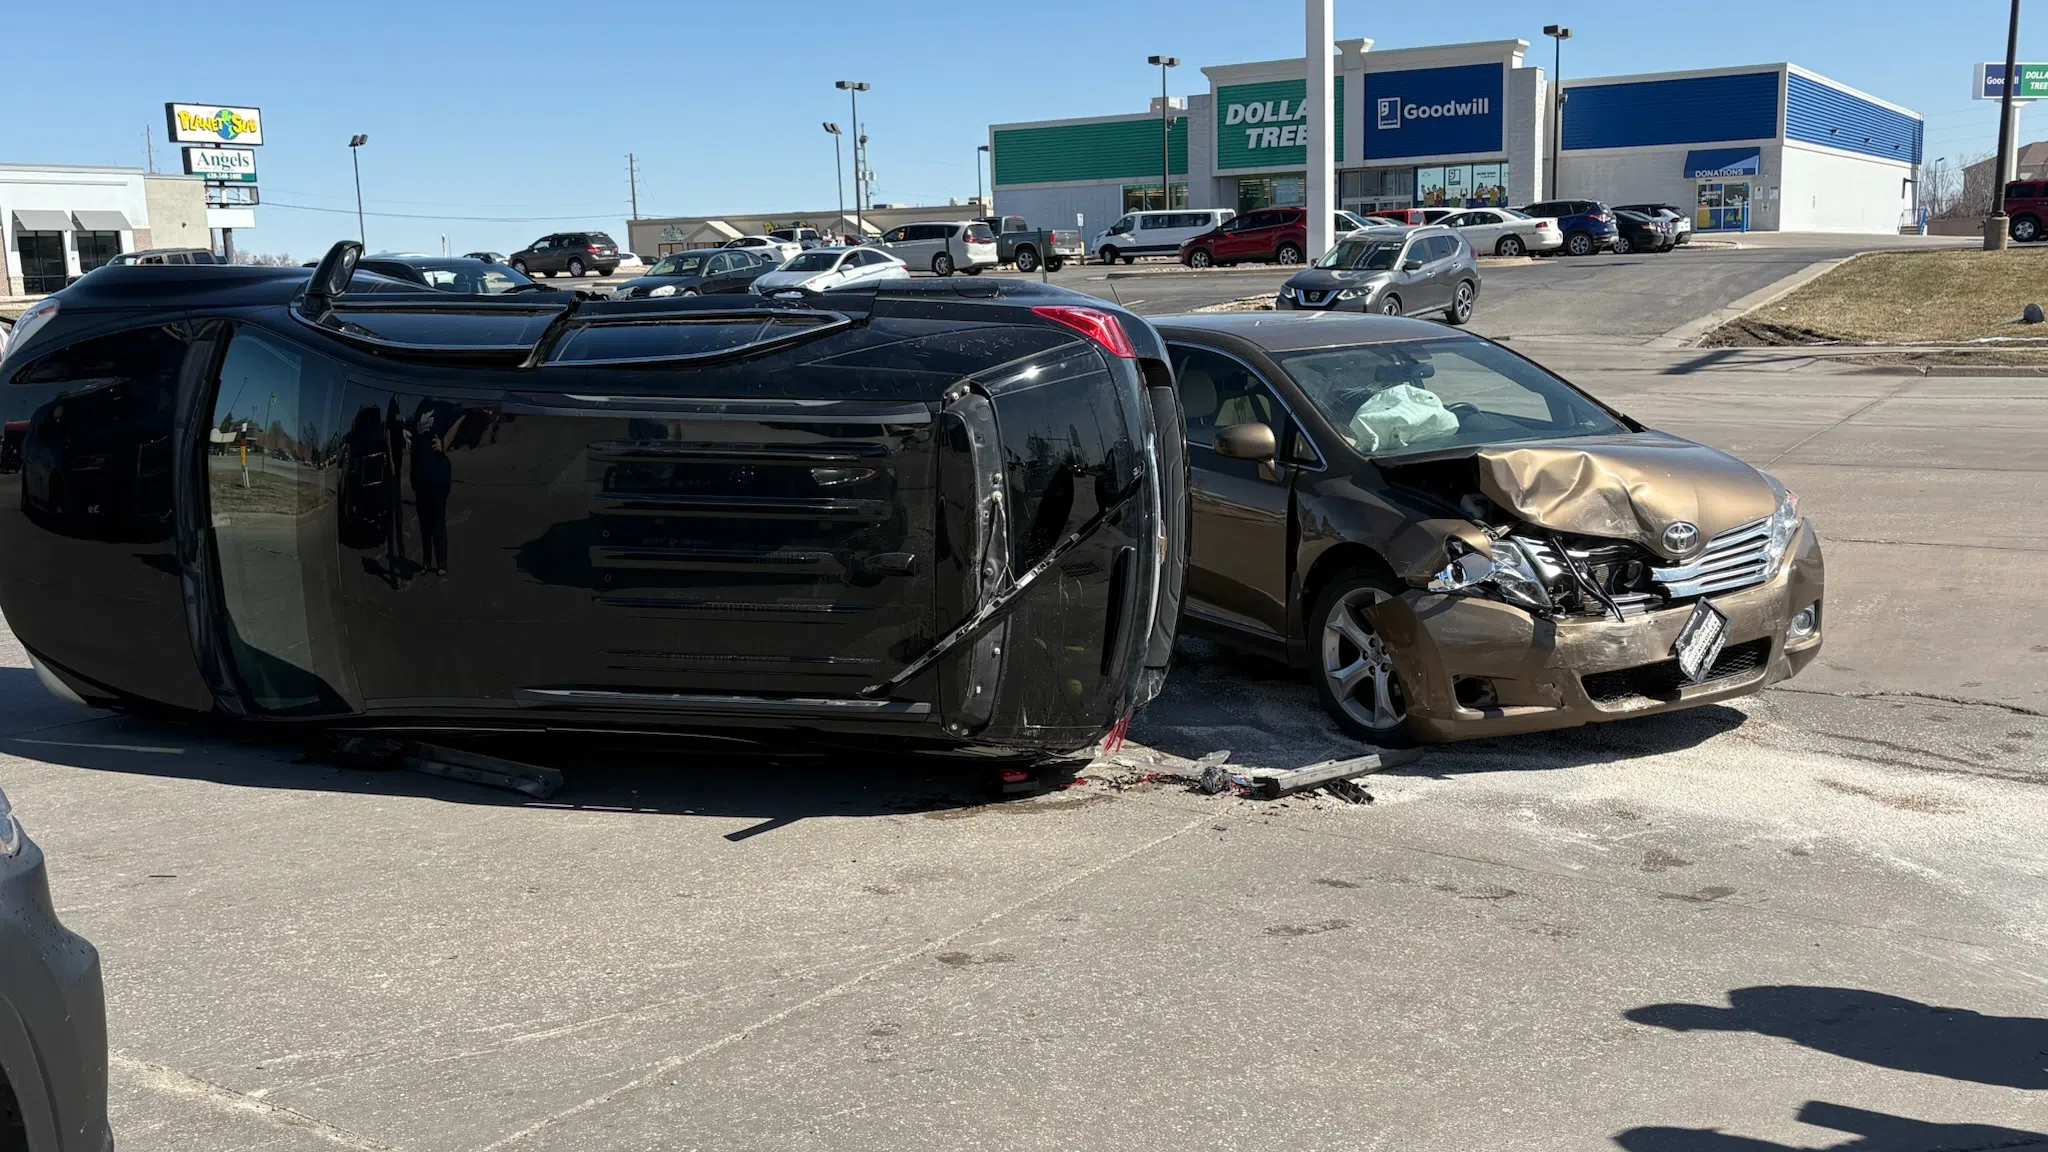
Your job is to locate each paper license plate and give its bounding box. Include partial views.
[1671,599,1730,683]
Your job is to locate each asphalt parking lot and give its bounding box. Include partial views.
[3,239,2044,1151]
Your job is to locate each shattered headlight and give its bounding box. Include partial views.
[1428,537,1553,612]
[1760,476,1802,580]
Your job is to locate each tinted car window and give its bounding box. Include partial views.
[2011,183,2039,199]
[1427,235,1458,262]
[1315,237,1401,270]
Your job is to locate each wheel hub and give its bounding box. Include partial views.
[1322,588,1406,731]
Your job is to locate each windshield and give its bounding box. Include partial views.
[782,251,841,272]
[649,254,705,277]
[1276,337,1627,458]
[1315,238,1403,270]
[1108,216,1134,235]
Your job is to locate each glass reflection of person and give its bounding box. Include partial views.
[410,400,464,576]
[384,396,407,568]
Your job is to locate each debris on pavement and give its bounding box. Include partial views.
[1091,744,1419,805]
[327,736,565,799]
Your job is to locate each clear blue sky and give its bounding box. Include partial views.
[4,0,2035,260]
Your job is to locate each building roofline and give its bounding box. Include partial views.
[991,110,1164,132]
[1563,63,1787,89]
[1785,63,1923,119]
[0,162,147,175]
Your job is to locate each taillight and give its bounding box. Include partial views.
[587,244,601,252]
[2,421,28,435]
[1032,305,1135,359]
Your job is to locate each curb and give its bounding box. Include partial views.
[1645,253,1864,349]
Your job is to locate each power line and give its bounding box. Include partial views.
[262,199,624,223]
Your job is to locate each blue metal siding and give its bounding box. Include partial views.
[1784,72,1922,164]
[1562,71,1779,150]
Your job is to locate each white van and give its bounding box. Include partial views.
[877,220,1000,276]
[1091,209,1235,264]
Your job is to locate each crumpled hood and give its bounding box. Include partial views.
[1286,268,1391,291]
[1473,433,1778,560]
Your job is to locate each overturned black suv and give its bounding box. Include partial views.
[0,243,1188,758]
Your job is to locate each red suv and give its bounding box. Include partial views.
[2005,181,2047,243]
[1181,207,1311,268]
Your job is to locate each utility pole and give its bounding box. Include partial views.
[824,123,845,234]
[1986,0,2023,250]
[145,125,157,174]
[348,134,369,246]
[1545,26,1571,200]
[836,81,871,237]
[1148,56,1180,212]
[627,152,641,219]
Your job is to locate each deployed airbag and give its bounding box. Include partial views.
[1349,384,1458,453]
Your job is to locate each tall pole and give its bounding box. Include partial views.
[837,81,871,238]
[1304,1,1333,263]
[824,123,845,236]
[975,144,987,211]
[145,125,156,174]
[1986,0,2023,250]
[1545,26,1571,200]
[627,153,640,219]
[1148,56,1180,211]
[348,135,369,246]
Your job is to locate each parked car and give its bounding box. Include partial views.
[0,783,112,1152]
[463,250,507,263]
[0,242,1189,759]
[1612,210,1676,254]
[1336,210,1380,233]
[356,256,542,295]
[1277,226,1479,323]
[1614,204,1694,246]
[105,247,221,266]
[1441,207,1563,256]
[1179,207,1369,269]
[1091,209,1235,265]
[976,215,1083,273]
[609,248,772,298]
[1154,311,1822,744]
[767,227,824,249]
[508,231,621,278]
[1368,208,1430,226]
[1513,200,1618,256]
[877,220,999,276]
[1418,208,1462,225]
[2001,180,2047,242]
[750,246,910,295]
[724,235,803,265]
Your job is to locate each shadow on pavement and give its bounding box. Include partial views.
[1625,985,2048,1090]
[1135,638,1744,774]
[1614,1101,2048,1151]
[0,667,1067,833]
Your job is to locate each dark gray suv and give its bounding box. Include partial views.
[1276,225,1480,324]
[507,231,621,278]
[0,785,109,1152]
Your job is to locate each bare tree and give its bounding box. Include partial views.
[232,251,299,267]
[1918,156,1963,218]
[1954,152,2001,219]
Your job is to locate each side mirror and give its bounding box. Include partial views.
[1403,258,1425,271]
[1213,421,1277,462]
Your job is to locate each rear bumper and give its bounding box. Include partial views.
[1371,521,1824,742]
[0,838,110,1152]
[1524,231,1566,251]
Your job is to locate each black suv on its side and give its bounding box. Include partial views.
[507,231,620,278]
[0,242,1190,761]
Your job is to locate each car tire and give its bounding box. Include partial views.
[568,258,587,277]
[510,259,528,275]
[1276,243,1303,265]
[681,288,699,296]
[1309,570,1414,747]
[1045,257,1065,272]
[1566,231,1596,256]
[1611,235,1631,255]
[1099,246,1120,266]
[1378,294,1402,316]
[1495,235,1525,258]
[2013,215,2043,243]
[1445,280,1476,326]
[932,253,955,277]
[1014,247,1040,273]
[1122,255,1135,264]
[1186,248,1214,269]
[963,267,982,275]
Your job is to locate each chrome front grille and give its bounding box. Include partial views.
[1652,517,1772,598]
[1299,289,1329,305]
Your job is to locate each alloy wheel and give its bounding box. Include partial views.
[1612,236,1630,255]
[1451,282,1474,322]
[1322,586,1406,732]
[1498,236,1523,257]
[1277,244,1302,265]
[1379,295,1402,315]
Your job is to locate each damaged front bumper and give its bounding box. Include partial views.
[1370,520,1824,742]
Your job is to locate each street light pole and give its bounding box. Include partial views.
[824,122,845,237]
[1543,27,1570,200]
[1148,55,1181,212]
[976,143,990,213]
[1986,0,2023,250]
[835,81,871,238]
[348,134,369,245]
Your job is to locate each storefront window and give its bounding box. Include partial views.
[1121,182,1189,212]
[1235,174,1307,213]
[75,232,121,273]
[17,232,67,294]
[1415,164,1510,208]
[1696,182,1752,231]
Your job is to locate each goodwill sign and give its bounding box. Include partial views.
[1361,63,1503,161]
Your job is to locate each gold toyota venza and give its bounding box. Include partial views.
[1154,312,1823,745]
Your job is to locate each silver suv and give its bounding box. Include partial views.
[1276,225,1481,324]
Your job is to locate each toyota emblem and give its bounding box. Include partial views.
[1663,521,1701,555]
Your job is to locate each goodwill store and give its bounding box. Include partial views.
[988,37,1923,239]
